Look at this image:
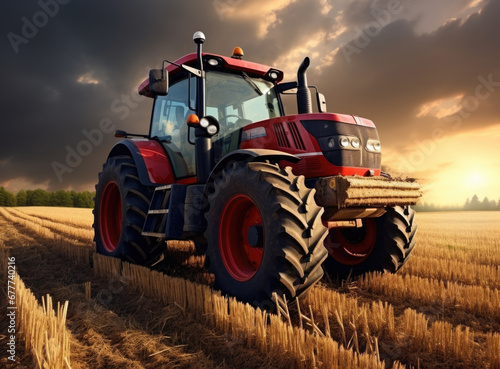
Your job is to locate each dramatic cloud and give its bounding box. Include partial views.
[0,0,499,204]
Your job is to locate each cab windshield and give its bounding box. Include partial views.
[149,70,281,178]
[206,70,281,133]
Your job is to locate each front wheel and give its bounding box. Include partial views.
[323,206,417,278]
[205,162,328,310]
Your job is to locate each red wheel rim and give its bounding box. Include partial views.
[219,194,264,282]
[99,181,122,252]
[324,220,377,266]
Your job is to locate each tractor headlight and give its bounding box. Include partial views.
[200,117,210,128]
[265,68,283,81]
[318,135,361,151]
[199,115,220,136]
[207,124,219,135]
[207,58,220,66]
[366,139,381,153]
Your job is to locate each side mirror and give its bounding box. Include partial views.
[317,92,327,113]
[149,69,168,96]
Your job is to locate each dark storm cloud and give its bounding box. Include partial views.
[0,0,499,191]
[309,0,500,154]
[0,0,259,191]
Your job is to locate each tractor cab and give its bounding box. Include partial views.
[146,61,283,178]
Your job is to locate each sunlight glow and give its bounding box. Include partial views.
[470,172,486,186]
[384,125,500,207]
[416,95,464,119]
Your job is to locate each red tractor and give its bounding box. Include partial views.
[94,32,420,309]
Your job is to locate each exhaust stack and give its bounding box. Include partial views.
[297,57,312,114]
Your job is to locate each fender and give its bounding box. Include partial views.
[108,139,175,186]
[204,148,300,196]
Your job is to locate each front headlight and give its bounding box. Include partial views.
[366,139,381,152]
[339,136,350,147]
[318,135,362,151]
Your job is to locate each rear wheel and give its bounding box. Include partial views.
[93,155,164,265]
[323,206,417,278]
[205,161,328,311]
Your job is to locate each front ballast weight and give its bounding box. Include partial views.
[315,175,422,209]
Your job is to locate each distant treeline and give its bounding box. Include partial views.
[414,194,500,212]
[1,186,498,212]
[0,187,94,208]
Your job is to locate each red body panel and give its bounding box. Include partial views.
[240,113,380,178]
[133,140,198,185]
[133,140,175,184]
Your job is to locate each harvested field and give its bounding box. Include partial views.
[0,207,499,368]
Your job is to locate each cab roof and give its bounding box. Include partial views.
[138,52,283,98]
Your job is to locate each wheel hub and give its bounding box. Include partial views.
[247,225,263,248]
[219,194,264,282]
[99,181,122,253]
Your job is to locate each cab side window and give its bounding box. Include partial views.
[150,77,196,178]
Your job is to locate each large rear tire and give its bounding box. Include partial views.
[93,155,164,265]
[323,206,417,278]
[205,162,328,311]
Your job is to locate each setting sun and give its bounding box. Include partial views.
[470,172,486,187]
[385,125,500,207]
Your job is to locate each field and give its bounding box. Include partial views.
[1,206,499,369]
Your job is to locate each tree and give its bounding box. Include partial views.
[482,197,492,210]
[72,191,94,208]
[16,190,27,206]
[0,187,6,206]
[464,198,470,210]
[4,188,95,208]
[80,191,94,208]
[4,191,16,207]
[29,189,50,206]
[0,187,17,207]
[470,194,480,210]
[50,190,73,207]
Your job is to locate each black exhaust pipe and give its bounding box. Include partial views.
[297,57,312,114]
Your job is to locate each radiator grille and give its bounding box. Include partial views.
[287,122,306,150]
[273,122,290,148]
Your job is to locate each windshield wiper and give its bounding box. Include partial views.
[242,72,263,96]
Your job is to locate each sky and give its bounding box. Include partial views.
[1,0,499,206]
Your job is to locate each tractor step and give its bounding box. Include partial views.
[142,185,171,237]
[141,232,166,238]
[142,184,187,239]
